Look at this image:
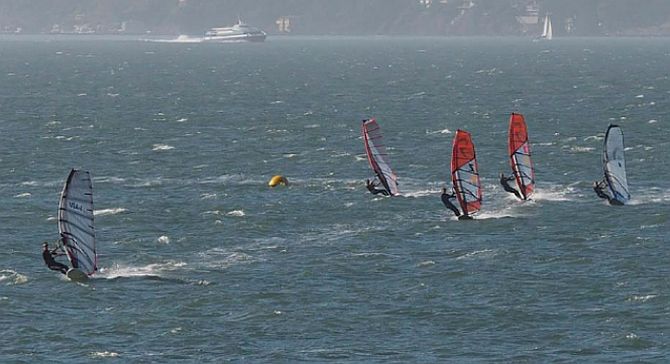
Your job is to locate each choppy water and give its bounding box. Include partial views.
[1,36,669,362]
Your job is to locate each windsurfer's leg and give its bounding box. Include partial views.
[49,263,69,274]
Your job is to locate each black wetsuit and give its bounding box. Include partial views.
[43,249,68,274]
[440,192,461,217]
[500,175,522,200]
[367,181,389,196]
[593,185,609,200]
[593,182,624,205]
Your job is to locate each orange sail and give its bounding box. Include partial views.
[451,130,482,215]
[508,113,535,200]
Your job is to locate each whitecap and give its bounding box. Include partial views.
[96,261,186,279]
[199,249,262,269]
[90,351,119,358]
[628,294,657,303]
[0,270,28,285]
[176,118,188,122]
[456,249,497,260]
[417,260,436,267]
[648,119,658,124]
[531,185,576,202]
[426,128,452,135]
[14,192,31,198]
[157,235,170,244]
[400,189,439,198]
[569,146,595,153]
[226,210,245,217]
[95,208,126,216]
[152,144,174,151]
[473,210,518,220]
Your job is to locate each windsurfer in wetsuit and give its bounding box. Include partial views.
[366,178,389,196]
[440,187,461,217]
[593,180,623,205]
[500,173,522,200]
[42,241,69,274]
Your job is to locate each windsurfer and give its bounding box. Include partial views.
[366,178,389,196]
[500,173,522,199]
[593,180,623,205]
[440,187,461,217]
[42,241,69,274]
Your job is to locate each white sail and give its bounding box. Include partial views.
[362,119,399,196]
[58,169,97,275]
[541,15,553,40]
[603,125,630,204]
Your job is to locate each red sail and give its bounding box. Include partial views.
[451,130,482,215]
[508,113,535,199]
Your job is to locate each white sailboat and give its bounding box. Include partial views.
[540,15,553,40]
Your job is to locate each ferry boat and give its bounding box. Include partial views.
[203,19,266,42]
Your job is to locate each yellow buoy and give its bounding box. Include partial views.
[268,175,288,187]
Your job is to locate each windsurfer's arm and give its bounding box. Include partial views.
[51,249,66,256]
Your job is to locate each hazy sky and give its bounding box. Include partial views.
[0,0,668,36]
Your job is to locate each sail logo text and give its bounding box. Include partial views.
[69,202,84,212]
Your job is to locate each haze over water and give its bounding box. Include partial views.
[1,36,669,362]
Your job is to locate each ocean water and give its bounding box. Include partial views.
[1,36,669,362]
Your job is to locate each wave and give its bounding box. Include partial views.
[426,128,452,135]
[627,188,670,205]
[349,252,402,259]
[0,269,28,285]
[95,261,187,280]
[474,209,520,220]
[94,208,127,216]
[400,188,439,198]
[21,179,62,188]
[197,248,264,269]
[531,185,578,202]
[152,144,175,151]
[200,193,218,200]
[90,351,120,358]
[627,294,657,303]
[146,35,203,43]
[567,146,595,153]
[198,174,258,186]
[455,249,499,260]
